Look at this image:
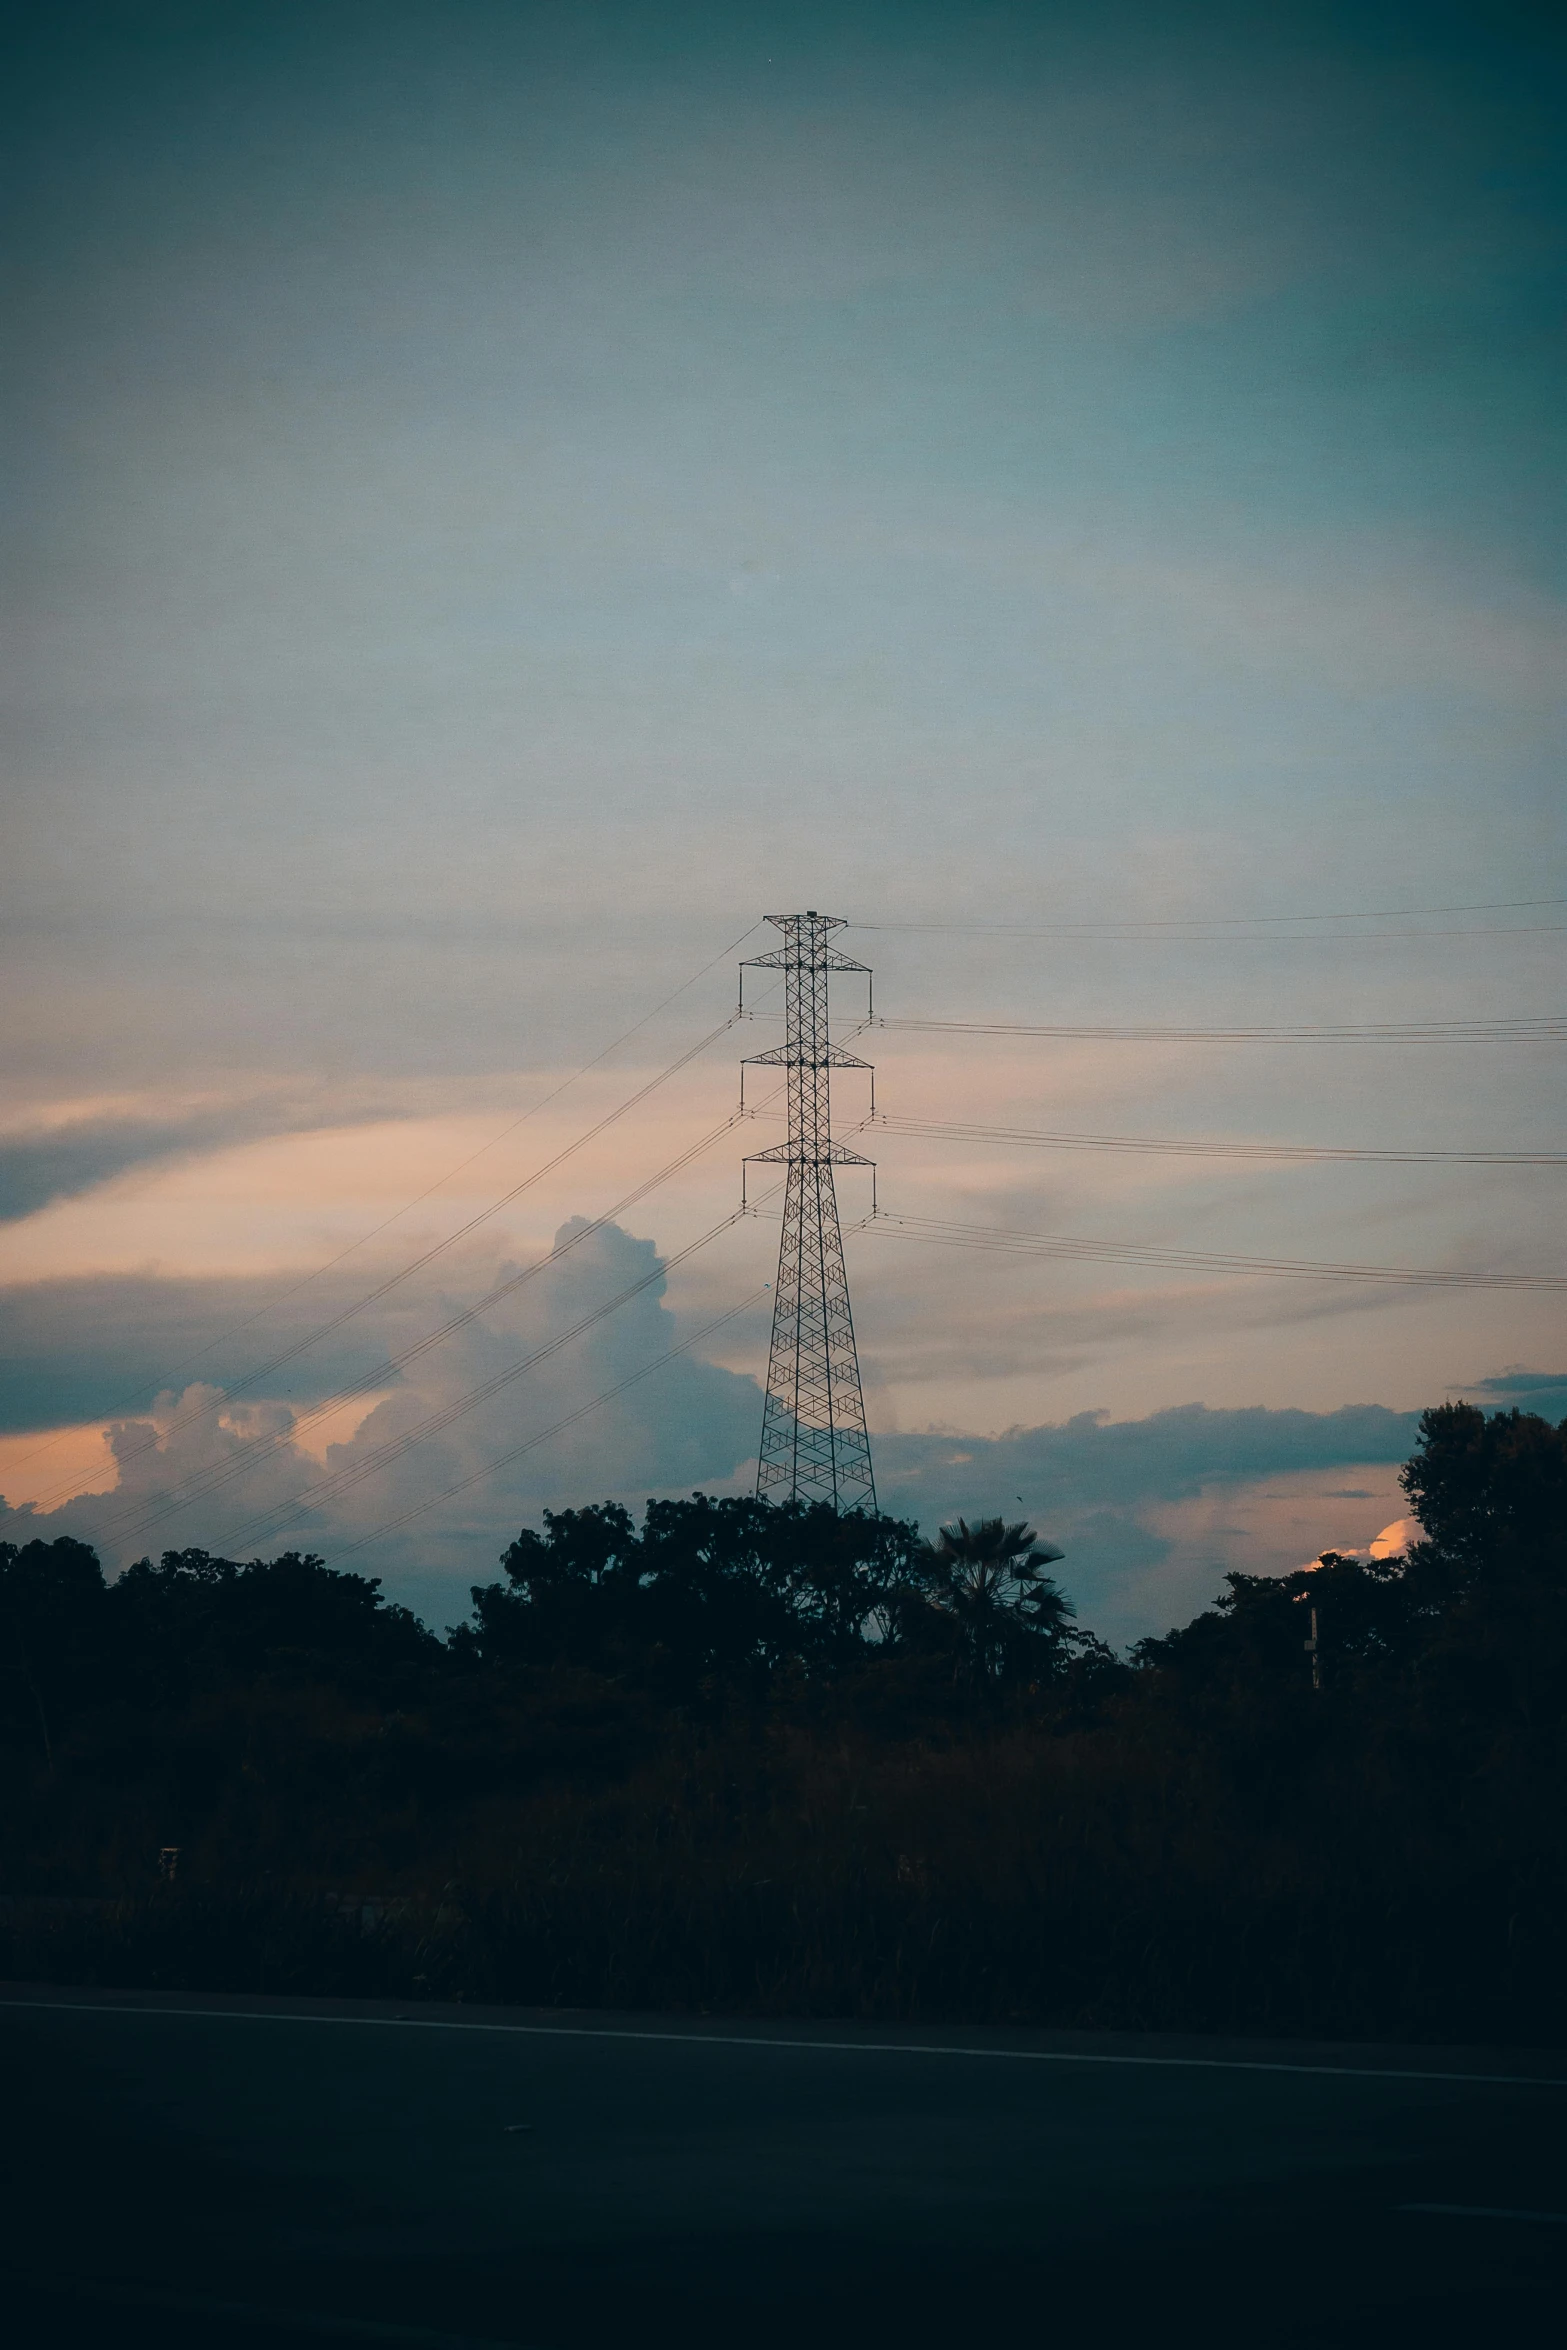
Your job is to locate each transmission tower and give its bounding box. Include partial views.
[741,912,877,1510]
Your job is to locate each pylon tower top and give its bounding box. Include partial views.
[742,912,876,1512]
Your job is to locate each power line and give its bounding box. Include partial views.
[26,882,1562,1559]
[854,923,1565,944]
[93,1095,781,1546]
[105,1098,872,1558]
[106,1083,865,1554]
[851,897,1567,938]
[29,1004,757,1517]
[109,1029,872,1553]
[871,1114,1567,1166]
[80,1042,872,1551]
[324,1288,774,1570]
[7,919,763,1480]
[875,1015,1567,1044]
[868,1213,1567,1291]
[194,1209,761,1558]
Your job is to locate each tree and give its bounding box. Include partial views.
[912,1516,1072,1685]
[634,1493,793,1692]
[762,1500,919,1671]
[472,1503,642,1670]
[0,1536,106,1768]
[1400,1403,1567,1589]
[1396,1404,1567,1749]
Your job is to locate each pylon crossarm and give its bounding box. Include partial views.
[746,1143,874,1167]
[747,949,869,968]
[744,1043,871,1069]
[742,948,870,974]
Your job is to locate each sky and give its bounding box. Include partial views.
[2,0,1563,1643]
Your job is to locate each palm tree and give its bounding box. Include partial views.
[914,1517,1069,1684]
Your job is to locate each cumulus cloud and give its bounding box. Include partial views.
[7,1214,1526,1648]
[6,1297,1427,1645]
[878,1400,1420,1517]
[0,1217,759,1628]
[1293,1514,1421,1573]
[877,1403,1423,1646]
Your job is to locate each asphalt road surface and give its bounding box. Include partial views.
[3,1986,1564,2349]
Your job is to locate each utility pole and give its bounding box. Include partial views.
[741,912,877,1510]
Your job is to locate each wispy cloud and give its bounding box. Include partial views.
[0,1093,407,1225]
[1467,1366,1567,1415]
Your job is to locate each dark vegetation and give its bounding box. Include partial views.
[2,1404,1563,2042]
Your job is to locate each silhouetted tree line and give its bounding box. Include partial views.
[464,1495,1103,1694]
[1,1403,1563,2042]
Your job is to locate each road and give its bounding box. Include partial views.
[3,1986,1563,2348]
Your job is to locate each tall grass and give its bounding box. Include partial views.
[5,1704,1559,2043]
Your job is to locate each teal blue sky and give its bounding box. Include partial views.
[2,2,1562,1630]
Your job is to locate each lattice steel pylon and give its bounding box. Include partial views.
[741,912,877,1510]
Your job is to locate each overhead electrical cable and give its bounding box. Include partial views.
[88,1033,873,1548]
[8,917,763,1482]
[323,1288,775,1569]
[869,1114,1567,1166]
[93,1089,799,1544]
[185,1207,765,1557]
[851,922,1566,944]
[316,1208,874,1571]
[873,1015,1567,1044]
[31,1001,763,1517]
[106,1099,876,1556]
[868,1213,1567,1291]
[101,1080,862,1553]
[851,896,1567,937]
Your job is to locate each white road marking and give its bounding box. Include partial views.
[1400,2202,1567,2223]
[4,1996,1566,2089]
[7,2271,536,2346]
